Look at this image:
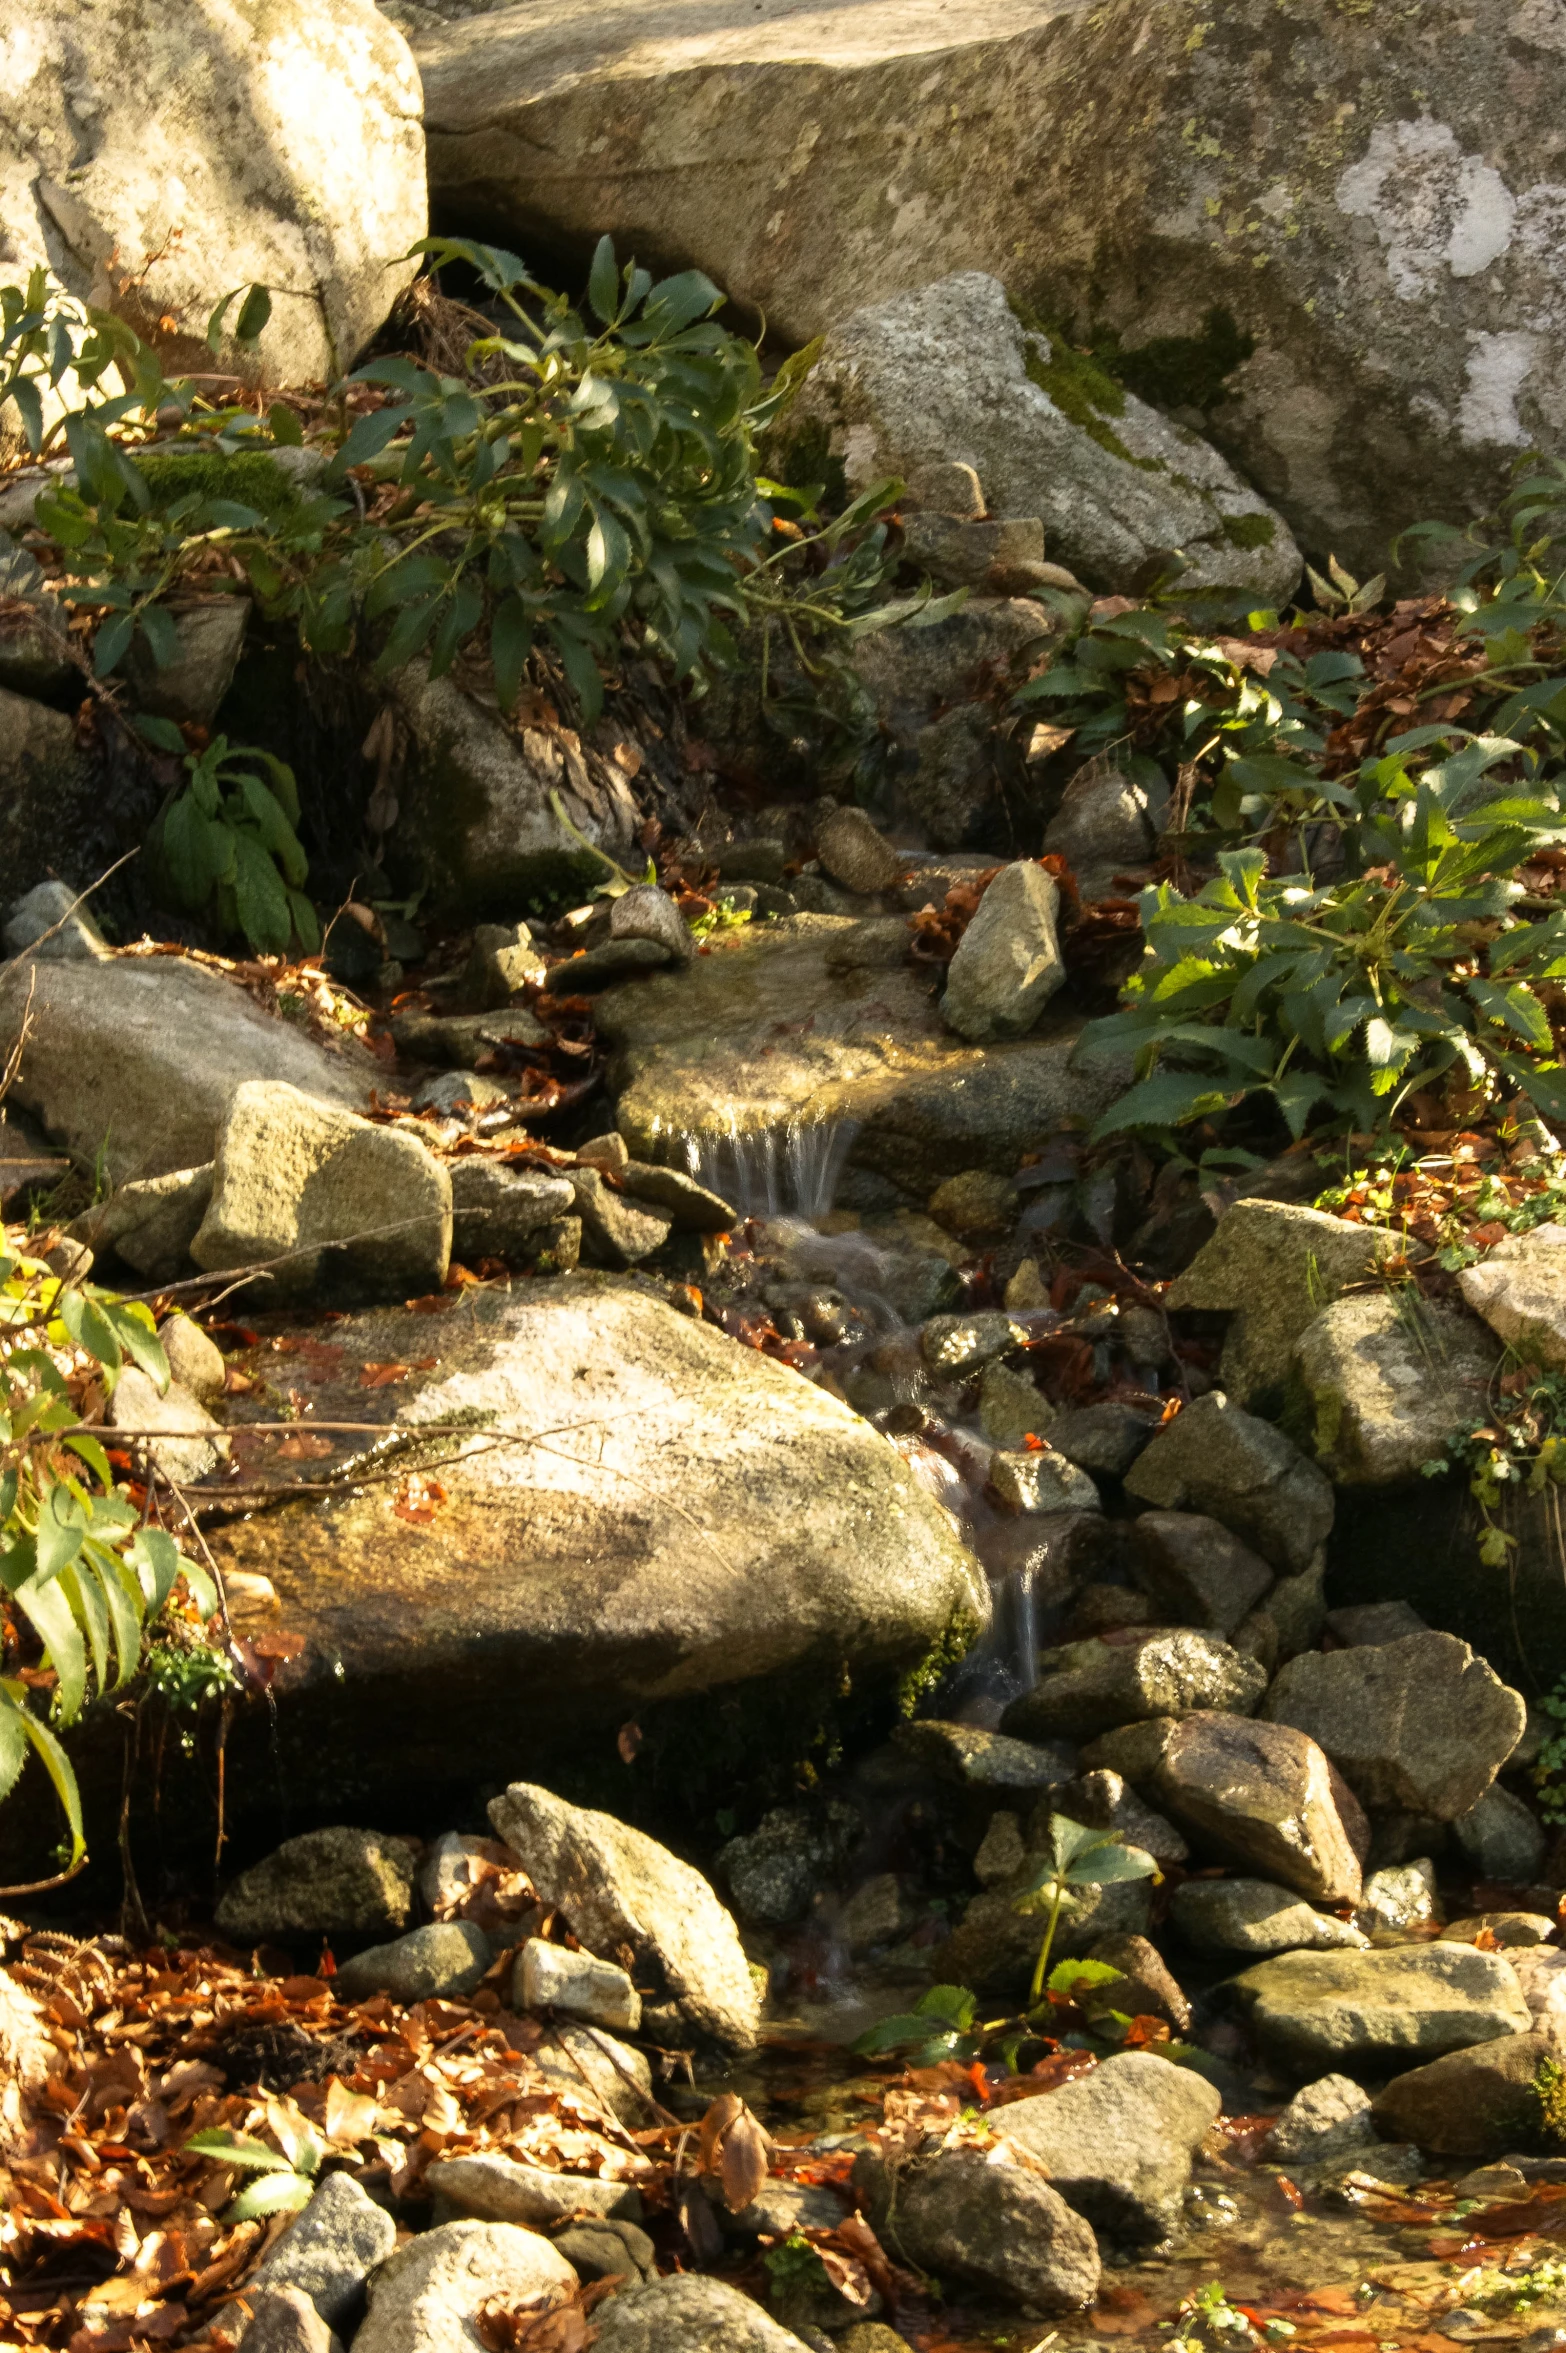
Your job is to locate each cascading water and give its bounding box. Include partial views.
[680,1117,860,1222]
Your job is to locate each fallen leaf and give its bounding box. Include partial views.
[719,2106,773,2213]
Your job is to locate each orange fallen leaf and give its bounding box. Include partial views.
[393,1474,447,1526]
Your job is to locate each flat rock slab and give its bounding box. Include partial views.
[594,914,1117,1195]
[205,1277,985,1828]
[1230,1943,1534,2071]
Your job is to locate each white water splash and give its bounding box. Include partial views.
[681,1118,859,1222]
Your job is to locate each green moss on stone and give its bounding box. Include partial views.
[135,447,303,527]
[1013,299,1138,464]
[1105,307,1257,414]
[1222,511,1277,551]
[895,1600,984,1718]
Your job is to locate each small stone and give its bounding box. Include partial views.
[3,879,109,962]
[1443,1913,1558,1948]
[1324,1600,1431,1646]
[990,1447,1102,1515]
[70,1164,215,1284]
[1049,1403,1161,1480]
[610,883,694,963]
[1372,2032,1559,2156]
[570,1165,674,1266]
[719,1800,863,1927]
[618,1161,736,1231]
[425,2154,643,2228]
[1263,2076,1377,2169]
[334,1921,490,2004]
[448,1162,576,1259]
[816,805,906,895]
[410,1069,511,1118]
[852,2134,1101,2311]
[355,2221,576,2353]
[577,1132,629,1172]
[1232,1557,1328,1675]
[517,1938,641,2030]
[466,923,548,1006]
[1080,1932,1191,2034]
[717,2178,846,2240]
[1067,1583,1154,1638]
[1231,1943,1534,2070]
[979,1358,1051,1446]
[391,1008,551,1064]
[974,1811,1027,1885]
[107,1366,226,1487]
[928,1167,1018,1242]
[545,936,673,992]
[1081,1718,1179,1781]
[1150,1713,1365,1905]
[1295,1291,1498,1485]
[241,2285,342,2353]
[837,1873,916,1954]
[1171,1879,1370,1955]
[215,1827,418,1940]
[157,1315,227,1403]
[244,2173,397,2334]
[1130,1512,1274,1635]
[534,1216,581,1272]
[590,2275,811,2351]
[1461,1226,1566,1370]
[533,2022,657,2126]
[1039,1768,1188,1865]
[1043,761,1165,898]
[901,509,1046,590]
[1002,1631,1266,1744]
[891,1719,1077,1793]
[1453,1783,1548,1884]
[418,1832,531,1931]
[551,2219,657,2283]
[1261,1633,1527,1820]
[920,1309,1026,1371]
[942,862,1066,1043]
[1004,1257,1051,1310]
[1359,1858,1443,1936]
[1125,1390,1334,1574]
[991,2049,1221,2243]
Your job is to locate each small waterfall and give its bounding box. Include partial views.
[681,1118,859,1222]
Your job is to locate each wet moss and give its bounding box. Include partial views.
[896,1600,985,1718]
[1105,307,1257,415]
[1012,299,1137,464]
[135,447,303,526]
[1222,512,1277,551]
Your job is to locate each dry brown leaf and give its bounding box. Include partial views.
[696,2091,741,2174]
[323,2078,381,2147]
[719,2106,772,2213]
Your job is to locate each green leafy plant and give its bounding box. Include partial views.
[852,1983,981,2068]
[147,731,319,954]
[1012,1814,1163,2001]
[184,2111,323,2221]
[0,1246,220,1872]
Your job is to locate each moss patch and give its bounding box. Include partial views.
[1013,299,1138,464]
[135,447,304,527]
[1222,511,1277,551]
[1105,307,1257,414]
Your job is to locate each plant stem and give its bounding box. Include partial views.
[1029,1880,1067,2005]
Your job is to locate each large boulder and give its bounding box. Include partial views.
[1293,1292,1499,1486]
[786,273,1299,598]
[596,913,1119,1196]
[203,1278,986,1857]
[2,0,424,387]
[1230,1943,1534,2071]
[1166,1201,1413,1411]
[1150,1713,1365,1905]
[1124,1391,1333,1573]
[355,2222,575,2353]
[1260,1632,1526,1820]
[489,1781,759,2051]
[0,954,375,1184]
[1370,2033,1557,2157]
[412,0,1564,566]
[991,2050,1220,2242]
[851,2136,1100,2313]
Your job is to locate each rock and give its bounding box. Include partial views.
[837,1873,917,1954]
[334,1922,490,2004]
[124,600,248,727]
[548,938,675,995]
[0,1966,53,2146]
[551,2219,657,2283]
[941,1871,1152,1991]
[786,275,1298,599]
[610,884,694,963]
[1295,1292,1499,1485]
[1129,1514,1273,1636]
[891,1720,1077,1797]
[901,511,1050,592]
[1372,2034,1557,2156]
[0,953,374,1184]
[589,2275,811,2351]
[0,583,75,702]
[385,662,637,920]
[569,1165,673,1267]
[1461,1228,1566,1370]
[244,2173,397,2335]
[990,1448,1103,1516]
[1263,2076,1377,2171]
[356,2221,576,2353]
[992,2049,1221,2242]
[1044,762,1166,900]
[1081,1720,1179,1781]
[106,1365,226,1487]
[190,1081,451,1300]
[1081,1932,1192,2034]
[617,1162,736,1232]
[0,694,100,913]
[540,2027,665,2128]
[158,1316,227,1404]
[465,924,549,1008]
[716,2179,845,2241]
[597,913,1118,1196]
[241,2285,342,2353]
[68,1165,214,1284]
[1325,1601,1431,1647]
[816,807,905,896]
[980,1360,1051,1447]
[1167,1202,1411,1410]
[921,1310,1026,1373]
[425,2155,643,2229]
[201,1280,985,1849]
[928,1169,1018,1243]
[1360,1859,1443,1936]
[941,862,1066,1044]
[490,1781,759,2051]
[974,1812,1027,1886]
[1,0,422,387]
[1231,1944,1534,2071]
[517,1939,641,2031]
[1047,1405,1160,1481]
[1232,1557,1328,1677]
[1444,1914,1557,1949]
[1454,1785,1547,1884]
[0,1105,68,1212]
[1508,1947,1566,2044]
[852,2136,1100,2313]
[1171,1879,1369,1955]
[1261,1633,1527,1820]
[215,1827,418,1940]
[3,880,109,962]
[448,1163,576,1261]
[1149,1714,1365,1906]
[391,1009,552,1066]
[1001,1631,1267,1744]
[1124,1392,1333,1574]
[1040,1769,1189,1866]
[410,1070,511,1120]
[718,1801,862,1927]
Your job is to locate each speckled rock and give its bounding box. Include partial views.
[1125,1391,1333,1574]
[1260,1633,1526,1819]
[992,2050,1221,2242]
[1232,1943,1534,2070]
[852,2135,1101,2312]
[1001,1630,1267,1745]
[215,1828,419,1941]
